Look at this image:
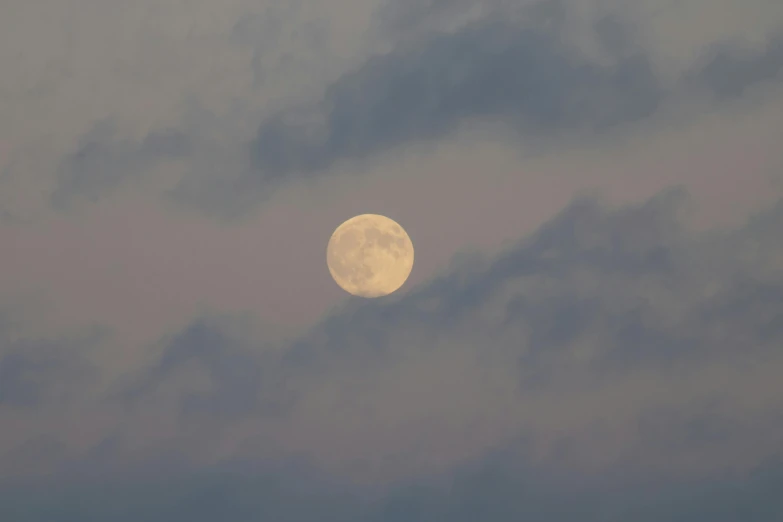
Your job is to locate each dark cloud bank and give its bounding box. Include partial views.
[3,455,783,521]
[50,1,783,217]
[5,189,783,520]
[51,121,191,211]
[174,3,782,216]
[0,317,100,411]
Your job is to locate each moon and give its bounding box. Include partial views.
[326,214,414,298]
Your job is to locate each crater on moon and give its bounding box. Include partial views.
[326,214,414,298]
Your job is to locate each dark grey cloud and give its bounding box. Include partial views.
[375,0,479,36]
[51,120,190,210]
[247,18,782,183]
[4,188,783,517]
[361,455,783,522]
[169,2,783,216]
[692,31,783,99]
[0,460,354,522]
[246,10,662,182]
[118,317,291,419]
[46,1,783,217]
[0,319,102,409]
[286,189,783,380]
[1,450,781,521]
[376,0,565,41]
[118,189,783,414]
[123,189,783,450]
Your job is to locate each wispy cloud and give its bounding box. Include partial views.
[0,317,102,409]
[118,317,290,420]
[51,121,191,211]
[82,190,783,483]
[690,30,783,99]
[170,0,782,217]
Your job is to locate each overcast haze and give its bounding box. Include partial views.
[1,0,783,520]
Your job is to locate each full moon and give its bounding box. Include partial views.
[326,214,414,298]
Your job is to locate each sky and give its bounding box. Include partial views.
[1,0,782,519]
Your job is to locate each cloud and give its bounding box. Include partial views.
[50,121,191,211]
[3,0,780,219]
[15,0,777,219]
[0,0,354,220]
[359,455,783,522]
[230,6,663,203]
[1,450,782,520]
[691,30,783,99]
[2,188,782,515]
[93,189,783,480]
[0,317,102,410]
[116,316,293,421]
[170,0,783,217]
[245,8,780,179]
[269,192,783,470]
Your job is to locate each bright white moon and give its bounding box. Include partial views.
[326,214,414,298]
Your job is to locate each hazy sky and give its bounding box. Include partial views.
[1,0,782,519]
